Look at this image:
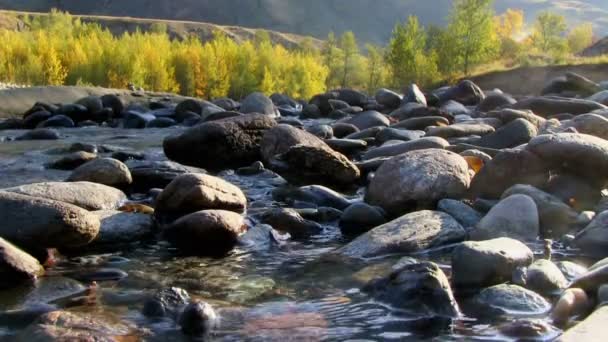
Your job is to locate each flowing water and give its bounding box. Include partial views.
[0,127,571,341]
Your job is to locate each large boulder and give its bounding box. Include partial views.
[502,184,578,238]
[470,194,540,241]
[511,97,606,117]
[362,136,449,160]
[127,160,204,192]
[163,210,246,256]
[163,114,277,170]
[0,191,100,249]
[574,211,608,258]
[240,92,279,117]
[451,238,534,289]
[366,149,470,216]
[520,259,568,295]
[338,210,466,259]
[155,173,246,219]
[469,149,550,199]
[364,261,460,317]
[260,124,327,163]
[0,237,45,289]
[3,182,127,211]
[269,144,360,188]
[67,158,132,187]
[526,133,608,186]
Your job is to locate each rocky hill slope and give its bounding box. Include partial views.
[0,0,606,43]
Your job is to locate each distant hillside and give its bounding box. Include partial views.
[0,10,322,49]
[0,0,607,43]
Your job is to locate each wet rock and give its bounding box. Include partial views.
[339,210,465,259]
[272,185,351,210]
[259,208,322,238]
[15,128,61,140]
[546,173,600,212]
[339,203,387,235]
[38,115,75,128]
[558,305,608,341]
[366,149,470,216]
[111,151,145,162]
[23,110,52,129]
[4,181,127,211]
[556,261,588,282]
[146,117,176,128]
[451,238,533,289]
[502,184,578,238]
[392,116,450,130]
[574,211,608,258]
[240,92,279,117]
[470,194,539,241]
[163,114,277,170]
[100,94,124,117]
[526,133,608,187]
[375,127,423,143]
[485,108,546,128]
[67,158,132,187]
[426,123,495,139]
[238,224,289,249]
[0,118,24,130]
[46,151,97,170]
[474,118,537,149]
[0,191,100,249]
[236,161,265,176]
[403,83,427,106]
[0,237,45,289]
[124,111,155,128]
[164,210,246,256]
[127,160,203,192]
[72,268,129,282]
[331,123,359,138]
[18,310,141,341]
[306,124,333,139]
[364,261,459,317]
[512,97,606,117]
[155,173,246,220]
[469,149,550,199]
[362,136,449,160]
[375,88,402,108]
[521,259,568,295]
[341,110,389,130]
[269,144,360,188]
[261,124,327,162]
[471,284,551,316]
[179,301,219,337]
[142,287,190,318]
[438,80,485,106]
[437,199,483,228]
[88,210,153,247]
[476,92,516,112]
[298,207,343,222]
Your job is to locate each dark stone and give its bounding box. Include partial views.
[38,115,75,128]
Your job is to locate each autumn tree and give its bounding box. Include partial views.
[445,0,499,76]
[532,12,568,57]
[339,31,358,88]
[495,8,524,58]
[568,23,594,54]
[321,32,341,89]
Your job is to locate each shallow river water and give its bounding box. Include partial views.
[0,127,576,341]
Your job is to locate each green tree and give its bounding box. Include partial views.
[531,12,568,56]
[339,31,358,88]
[385,16,426,88]
[445,0,499,76]
[568,23,594,54]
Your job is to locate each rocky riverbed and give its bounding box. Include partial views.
[1,73,608,340]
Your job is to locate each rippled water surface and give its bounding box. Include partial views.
[0,127,569,341]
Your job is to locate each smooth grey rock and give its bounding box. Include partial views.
[339,210,465,259]
[0,237,44,289]
[339,202,387,235]
[67,158,132,187]
[89,210,154,247]
[574,211,608,258]
[471,194,539,241]
[474,118,537,149]
[471,284,551,316]
[240,92,279,117]
[259,208,322,238]
[437,199,483,228]
[363,136,449,160]
[523,259,568,295]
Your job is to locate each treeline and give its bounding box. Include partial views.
[0,1,598,99]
